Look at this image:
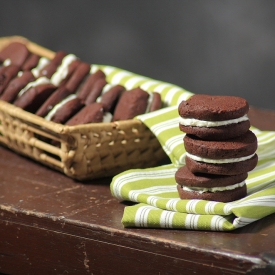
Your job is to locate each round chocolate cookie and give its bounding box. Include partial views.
[77,69,106,100]
[175,165,248,188]
[13,83,57,113]
[0,42,30,67]
[45,96,84,124]
[36,86,73,117]
[184,130,258,175]
[0,65,21,96]
[177,184,247,202]
[179,121,250,141]
[184,130,258,160]
[185,153,258,175]
[178,94,250,140]
[66,102,104,125]
[112,87,149,121]
[176,165,248,202]
[99,84,125,113]
[0,71,35,103]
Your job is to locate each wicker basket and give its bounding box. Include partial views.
[0,36,168,180]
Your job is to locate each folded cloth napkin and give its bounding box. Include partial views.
[100,65,275,231]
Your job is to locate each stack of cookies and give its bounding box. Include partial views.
[175,94,258,202]
[0,42,162,125]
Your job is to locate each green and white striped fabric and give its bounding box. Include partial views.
[95,64,275,231]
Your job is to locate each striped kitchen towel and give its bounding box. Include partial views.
[98,65,275,231]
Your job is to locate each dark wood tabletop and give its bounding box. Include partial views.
[0,106,275,275]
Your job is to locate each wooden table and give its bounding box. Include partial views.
[0,107,275,275]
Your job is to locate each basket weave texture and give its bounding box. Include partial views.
[0,36,166,180]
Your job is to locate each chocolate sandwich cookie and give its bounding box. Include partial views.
[176,166,247,202]
[84,78,108,105]
[0,64,20,95]
[36,86,73,117]
[0,42,30,67]
[184,130,258,175]
[112,87,150,121]
[77,69,106,100]
[39,51,67,78]
[50,55,80,87]
[0,71,35,102]
[31,57,50,78]
[45,95,84,124]
[178,94,250,140]
[21,53,40,71]
[66,102,104,126]
[65,62,90,92]
[13,78,56,113]
[149,92,162,112]
[98,84,125,113]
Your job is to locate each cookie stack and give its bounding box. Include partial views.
[175,94,258,202]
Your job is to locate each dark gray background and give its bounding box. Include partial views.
[1,0,275,110]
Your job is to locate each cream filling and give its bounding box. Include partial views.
[17,77,51,97]
[186,152,255,164]
[179,114,249,127]
[45,94,77,121]
[31,57,50,78]
[103,112,113,122]
[145,91,154,113]
[180,181,246,193]
[51,54,77,86]
[3,59,11,66]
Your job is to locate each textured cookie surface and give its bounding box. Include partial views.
[184,130,258,159]
[178,94,249,121]
[175,165,248,188]
[185,153,258,175]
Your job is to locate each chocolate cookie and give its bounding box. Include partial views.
[64,62,90,92]
[45,95,84,124]
[0,71,35,103]
[178,94,250,140]
[0,64,21,95]
[0,42,30,67]
[36,86,73,117]
[112,87,149,121]
[50,54,79,87]
[77,69,106,100]
[175,166,248,202]
[84,78,107,105]
[38,51,67,78]
[184,130,258,175]
[148,92,162,112]
[66,102,104,126]
[98,84,125,113]
[185,154,258,176]
[13,78,56,113]
[21,53,40,71]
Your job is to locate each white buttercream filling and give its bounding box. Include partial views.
[186,152,255,164]
[179,114,249,127]
[17,71,23,77]
[45,94,77,121]
[17,77,51,97]
[31,57,50,78]
[180,181,246,193]
[51,54,77,86]
[3,59,11,66]
[103,112,113,122]
[145,91,154,113]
